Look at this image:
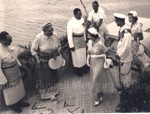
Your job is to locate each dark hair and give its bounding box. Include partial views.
[88,31,99,39]
[128,13,138,22]
[92,1,99,6]
[73,8,81,15]
[0,31,9,41]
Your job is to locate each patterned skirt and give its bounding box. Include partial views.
[34,61,58,89]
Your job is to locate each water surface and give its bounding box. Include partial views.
[0,0,150,45]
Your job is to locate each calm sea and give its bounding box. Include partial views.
[0,0,150,45]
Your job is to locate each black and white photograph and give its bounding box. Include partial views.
[0,0,150,113]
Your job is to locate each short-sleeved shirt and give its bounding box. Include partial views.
[88,7,106,26]
[129,22,143,41]
[88,40,108,55]
[31,32,60,55]
[130,22,142,34]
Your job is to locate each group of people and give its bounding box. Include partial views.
[67,0,148,107]
[0,0,149,113]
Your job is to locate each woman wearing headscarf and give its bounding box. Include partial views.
[31,23,60,100]
[87,27,110,106]
[128,11,144,74]
[0,31,29,113]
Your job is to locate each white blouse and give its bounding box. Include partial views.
[31,32,60,55]
[0,44,16,63]
[67,17,85,48]
[88,7,106,26]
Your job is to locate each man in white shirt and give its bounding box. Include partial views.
[114,13,132,89]
[67,8,87,77]
[87,1,107,44]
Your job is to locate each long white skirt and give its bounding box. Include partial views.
[3,80,25,105]
[71,48,86,68]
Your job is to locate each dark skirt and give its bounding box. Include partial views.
[34,61,58,89]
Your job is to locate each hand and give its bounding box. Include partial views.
[87,55,90,67]
[115,54,120,59]
[70,47,75,51]
[53,54,57,60]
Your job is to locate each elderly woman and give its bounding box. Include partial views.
[87,27,110,106]
[128,11,144,73]
[31,23,60,100]
[0,31,29,113]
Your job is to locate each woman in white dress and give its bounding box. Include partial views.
[87,27,110,106]
[128,11,144,73]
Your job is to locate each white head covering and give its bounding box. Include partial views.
[128,11,138,17]
[88,27,101,38]
[114,13,126,19]
[88,27,98,35]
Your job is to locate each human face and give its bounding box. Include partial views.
[1,34,12,46]
[114,19,121,27]
[88,33,97,42]
[128,15,134,23]
[92,3,99,13]
[44,26,53,36]
[75,11,82,20]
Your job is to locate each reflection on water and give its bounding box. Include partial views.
[0,0,150,44]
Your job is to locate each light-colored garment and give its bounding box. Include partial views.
[136,44,150,72]
[67,17,86,68]
[88,7,108,43]
[120,62,132,88]
[117,25,132,63]
[0,44,25,105]
[129,22,142,35]
[67,17,85,48]
[3,80,25,105]
[137,45,150,68]
[31,32,60,55]
[88,7,106,26]
[129,22,143,66]
[88,40,109,96]
[117,25,132,88]
[71,48,86,67]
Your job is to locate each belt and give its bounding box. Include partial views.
[2,64,16,69]
[38,52,53,61]
[90,54,105,58]
[73,34,84,37]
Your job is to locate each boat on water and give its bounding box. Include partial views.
[106,17,150,58]
[106,17,150,112]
